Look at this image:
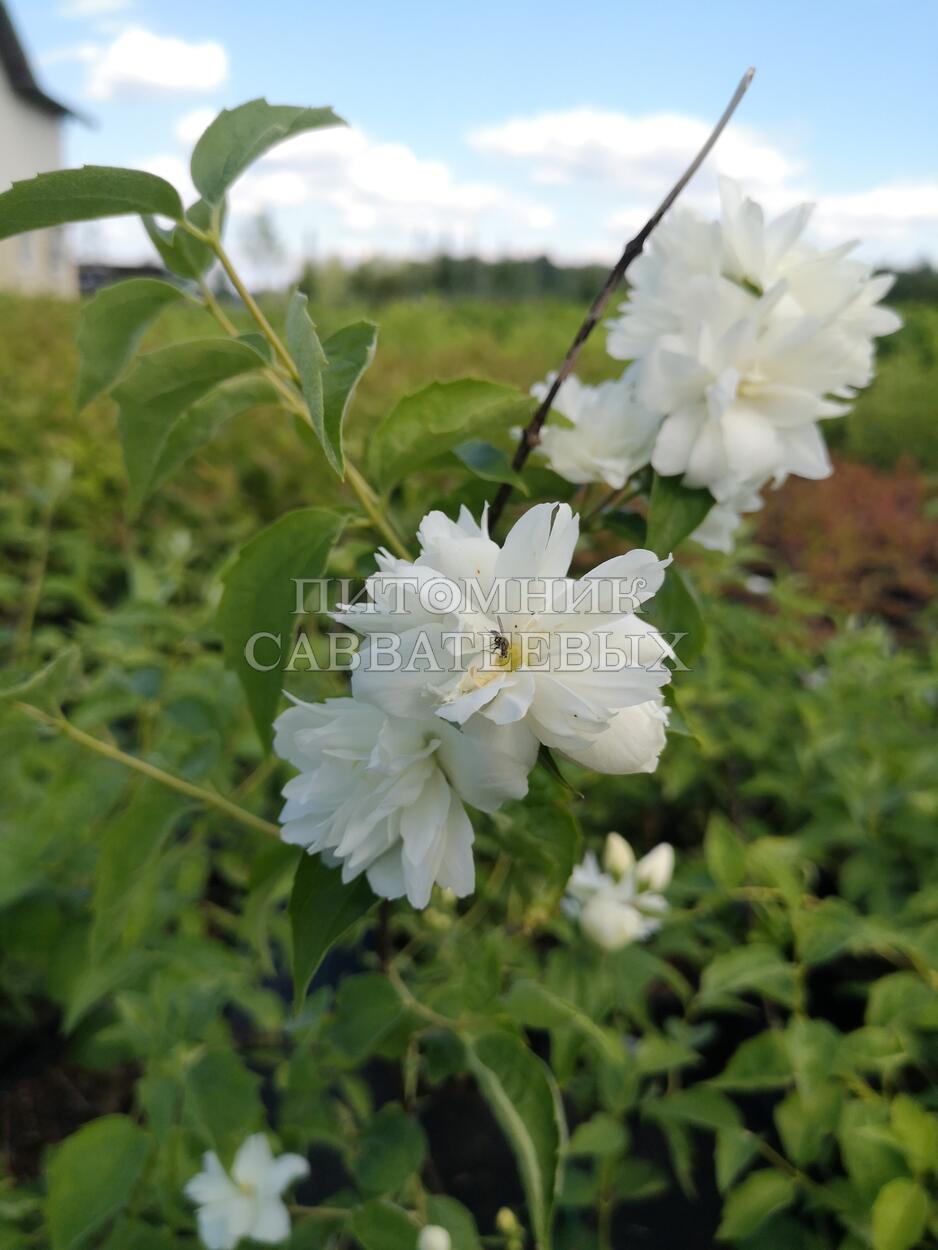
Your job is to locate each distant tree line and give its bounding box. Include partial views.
[296,254,938,305]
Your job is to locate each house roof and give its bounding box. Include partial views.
[0,1,76,118]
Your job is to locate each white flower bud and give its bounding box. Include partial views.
[636,843,675,893]
[418,1225,451,1250]
[580,892,644,950]
[602,832,635,880]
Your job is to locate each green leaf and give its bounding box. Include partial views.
[217,507,345,749]
[191,99,344,204]
[329,972,403,1063]
[453,440,529,494]
[285,291,334,472]
[466,1030,565,1250]
[646,563,706,665]
[424,1196,481,1250]
[354,1103,426,1196]
[712,1031,792,1091]
[77,278,187,409]
[0,167,182,240]
[350,1201,418,1250]
[871,1178,929,1250]
[704,814,747,890]
[0,646,80,711]
[645,472,714,555]
[774,1084,842,1166]
[46,1115,150,1250]
[716,1170,796,1241]
[114,338,266,512]
[890,1095,938,1176]
[646,1087,742,1133]
[319,321,379,477]
[91,786,190,954]
[149,376,278,498]
[715,1127,758,1194]
[568,1113,628,1158]
[699,944,797,1010]
[185,1049,263,1161]
[289,855,376,1007]
[369,379,533,491]
[142,198,219,279]
[502,979,623,1065]
[838,1100,907,1194]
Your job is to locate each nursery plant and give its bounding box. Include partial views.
[1,68,934,1250]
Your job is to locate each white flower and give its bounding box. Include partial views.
[530,372,660,489]
[418,1227,452,1250]
[337,502,674,777]
[184,1135,308,1250]
[274,696,536,909]
[606,177,900,499]
[691,481,764,553]
[564,838,674,951]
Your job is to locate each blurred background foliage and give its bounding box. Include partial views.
[0,287,936,1249]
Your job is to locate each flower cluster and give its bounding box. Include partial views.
[275,502,673,908]
[533,177,900,550]
[564,833,675,950]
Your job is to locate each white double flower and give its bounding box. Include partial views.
[564,833,675,951]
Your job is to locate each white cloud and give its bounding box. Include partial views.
[40,42,101,66]
[175,107,218,147]
[58,0,134,16]
[84,28,228,100]
[469,109,798,201]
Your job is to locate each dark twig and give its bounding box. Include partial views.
[487,67,756,534]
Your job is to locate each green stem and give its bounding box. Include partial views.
[197,269,412,562]
[16,702,279,838]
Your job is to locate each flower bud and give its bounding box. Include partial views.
[602,832,635,880]
[636,843,675,893]
[418,1225,451,1250]
[496,1208,520,1235]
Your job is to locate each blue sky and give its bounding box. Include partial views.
[13,0,938,272]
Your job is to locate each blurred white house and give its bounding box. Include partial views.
[0,1,77,296]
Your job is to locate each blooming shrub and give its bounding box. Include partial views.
[0,84,934,1250]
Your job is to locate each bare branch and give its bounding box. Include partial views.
[487,67,756,534]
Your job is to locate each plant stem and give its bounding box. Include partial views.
[345,461,411,559]
[198,266,412,561]
[16,702,279,838]
[486,66,755,535]
[209,238,300,381]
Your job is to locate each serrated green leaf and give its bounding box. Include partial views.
[149,376,278,498]
[715,1127,757,1194]
[466,1030,565,1250]
[319,320,378,476]
[47,1115,150,1250]
[77,278,187,409]
[369,379,533,491]
[717,1169,795,1241]
[329,972,403,1062]
[142,198,219,279]
[646,1087,742,1133]
[890,1095,938,1176]
[699,944,797,1010]
[191,100,344,204]
[285,291,334,472]
[645,472,714,555]
[0,167,182,240]
[217,507,344,749]
[114,338,266,513]
[712,1031,792,1091]
[289,856,376,1007]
